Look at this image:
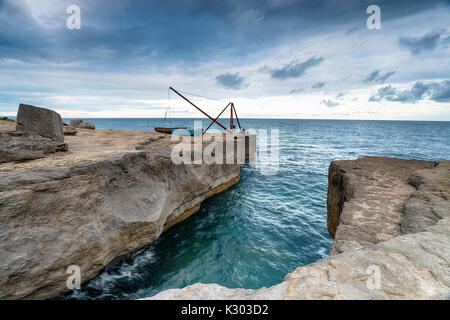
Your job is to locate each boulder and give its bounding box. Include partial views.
[81,120,95,130]
[0,131,68,163]
[70,119,95,130]
[16,104,64,143]
[63,126,78,136]
[69,119,83,127]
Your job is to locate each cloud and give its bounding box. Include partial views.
[321,99,339,107]
[336,92,346,99]
[312,81,325,89]
[0,0,446,67]
[289,88,303,95]
[364,70,396,84]
[215,72,247,89]
[268,56,324,80]
[230,5,265,27]
[369,80,450,103]
[398,30,446,55]
[428,80,450,102]
[0,0,449,120]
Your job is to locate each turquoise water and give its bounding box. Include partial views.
[62,119,450,300]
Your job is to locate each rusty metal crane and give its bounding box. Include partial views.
[155,87,243,135]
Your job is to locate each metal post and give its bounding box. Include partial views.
[230,103,234,131]
[232,103,242,130]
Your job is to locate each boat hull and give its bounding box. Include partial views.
[154,127,187,134]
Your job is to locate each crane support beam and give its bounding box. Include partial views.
[232,103,242,130]
[169,87,228,132]
[203,102,231,134]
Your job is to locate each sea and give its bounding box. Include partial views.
[57,118,450,299]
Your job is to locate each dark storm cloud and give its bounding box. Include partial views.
[1,0,446,67]
[398,30,447,55]
[428,80,450,102]
[312,81,325,89]
[268,57,324,80]
[364,70,396,84]
[369,80,450,103]
[215,72,246,89]
[321,99,339,107]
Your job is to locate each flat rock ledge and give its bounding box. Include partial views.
[0,129,241,299]
[147,156,449,300]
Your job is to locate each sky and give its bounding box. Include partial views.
[0,0,449,120]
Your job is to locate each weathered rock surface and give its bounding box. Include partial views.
[0,131,68,163]
[147,156,450,300]
[402,161,450,233]
[0,119,17,132]
[327,157,436,254]
[0,129,241,299]
[70,119,95,130]
[63,126,78,136]
[1,118,67,163]
[16,104,64,143]
[69,119,83,127]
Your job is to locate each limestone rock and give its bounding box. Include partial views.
[63,126,78,136]
[16,104,64,143]
[0,131,68,163]
[0,129,240,299]
[401,161,450,233]
[326,157,435,254]
[326,162,353,237]
[0,119,16,132]
[70,119,95,130]
[147,283,288,300]
[69,119,83,127]
[80,121,95,130]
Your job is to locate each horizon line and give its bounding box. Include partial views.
[4,116,449,122]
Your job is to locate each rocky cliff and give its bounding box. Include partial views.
[0,127,241,299]
[148,157,449,300]
[326,157,437,254]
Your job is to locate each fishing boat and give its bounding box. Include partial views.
[154,127,186,134]
[153,101,187,134]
